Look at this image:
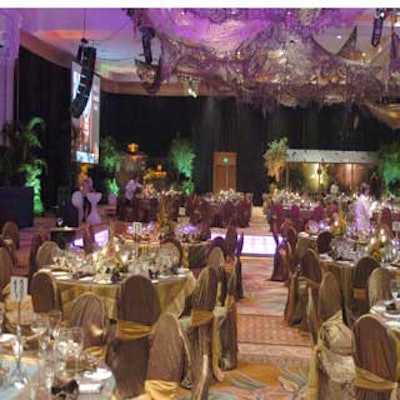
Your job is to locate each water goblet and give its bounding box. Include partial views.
[69,327,84,375]
[390,280,400,301]
[55,328,72,372]
[47,310,62,341]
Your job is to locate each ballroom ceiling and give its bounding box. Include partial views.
[3,8,400,110]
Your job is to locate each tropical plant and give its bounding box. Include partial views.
[0,117,46,214]
[377,142,400,193]
[99,136,122,196]
[263,137,288,183]
[168,136,196,194]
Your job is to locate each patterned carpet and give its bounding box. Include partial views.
[16,207,311,399]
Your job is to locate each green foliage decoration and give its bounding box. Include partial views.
[0,117,46,215]
[99,136,122,196]
[377,142,400,193]
[263,137,288,183]
[168,136,196,194]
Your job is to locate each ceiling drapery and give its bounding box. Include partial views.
[127,8,400,113]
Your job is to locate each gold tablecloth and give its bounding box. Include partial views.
[54,272,197,320]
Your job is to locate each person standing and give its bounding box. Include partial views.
[355,183,373,232]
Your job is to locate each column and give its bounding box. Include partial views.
[0,10,21,143]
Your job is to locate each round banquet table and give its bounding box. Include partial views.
[46,269,197,321]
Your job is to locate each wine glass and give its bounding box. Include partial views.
[31,314,49,357]
[47,310,62,341]
[390,280,400,301]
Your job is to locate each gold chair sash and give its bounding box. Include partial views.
[191,309,224,382]
[355,366,397,400]
[116,319,153,341]
[144,379,179,400]
[303,277,320,290]
[84,344,108,362]
[307,311,343,400]
[353,288,367,301]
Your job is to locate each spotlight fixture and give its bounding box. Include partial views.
[371,8,387,47]
[187,80,198,98]
[76,37,88,63]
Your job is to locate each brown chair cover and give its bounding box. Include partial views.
[218,266,238,371]
[368,268,392,308]
[0,247,12,301]
[0,237,18,267]
[2,220,20,249]
[182,267,218,399]
[347,257,380,327]
[286,226,298,261]
[143,312,188,399]
[113,220,129,236]
[379,208,392,234]
[280,218,294,239]
[36,241,60,268]
[307,279,355,400]
[271,240,291,282]
[107,275,161,398]
[317,231,333,254]
[234,232,244,299]
[224,226,237,257]
[69,293,109,359]
[221,200,236,228]
[207,247,227,307]
[28,229,49,287]
[298,249,322,332]
[319,272,352,356]
[353,315,397,400]
[30,271,58,313]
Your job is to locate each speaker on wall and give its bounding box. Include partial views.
[70,46,96,118]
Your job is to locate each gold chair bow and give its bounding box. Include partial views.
[116,319,153,341]
[355,366,397,400]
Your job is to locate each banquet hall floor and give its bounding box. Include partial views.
[15,206,311,398]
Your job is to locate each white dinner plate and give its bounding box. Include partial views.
[56,275,72,280]
[0,334,16,344]
[384,309,400,319]
[151,279,159,284]
[83,368,112,381]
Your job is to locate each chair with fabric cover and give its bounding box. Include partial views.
[312,205,325,222]
[317,231,333,254]
[379,207,392,234]
[30,271,59,313]
[141,312,188,400]
[286,226,298,258]
[298,248,322,332]
[234,231,244,299]
[279,218,294,239]
[1,220,20,249]
[147,197,159,222]
[28,229,49,286]
[106,275,161,399]
[207,246,227,307]
[160,237,183,269]
[319,272,352,356]
[237,199,251,228]
[307,281,355,400]
[271,240,291,282]
[326,202,339,220]
[69,293,110,361]
[218,267,238,371]
[35,241,60,269]
[289,204,304,233]
[224,225,237,257]
[353,315,397,400]
[368,268,392,308]
[0,247,12,302]
[347,256,380,328]
[221,200,236,228]
[181,267,220,399]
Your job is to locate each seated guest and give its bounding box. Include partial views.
[125,175,143,201]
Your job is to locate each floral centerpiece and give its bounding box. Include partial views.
[366,228,397,262]
[157,197,176,239]
[331,209,347,237]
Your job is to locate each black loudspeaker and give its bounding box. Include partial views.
[70,46,96,118]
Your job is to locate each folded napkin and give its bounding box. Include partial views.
[51,378,79,400]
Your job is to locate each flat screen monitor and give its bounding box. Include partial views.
[71,61,100,164]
